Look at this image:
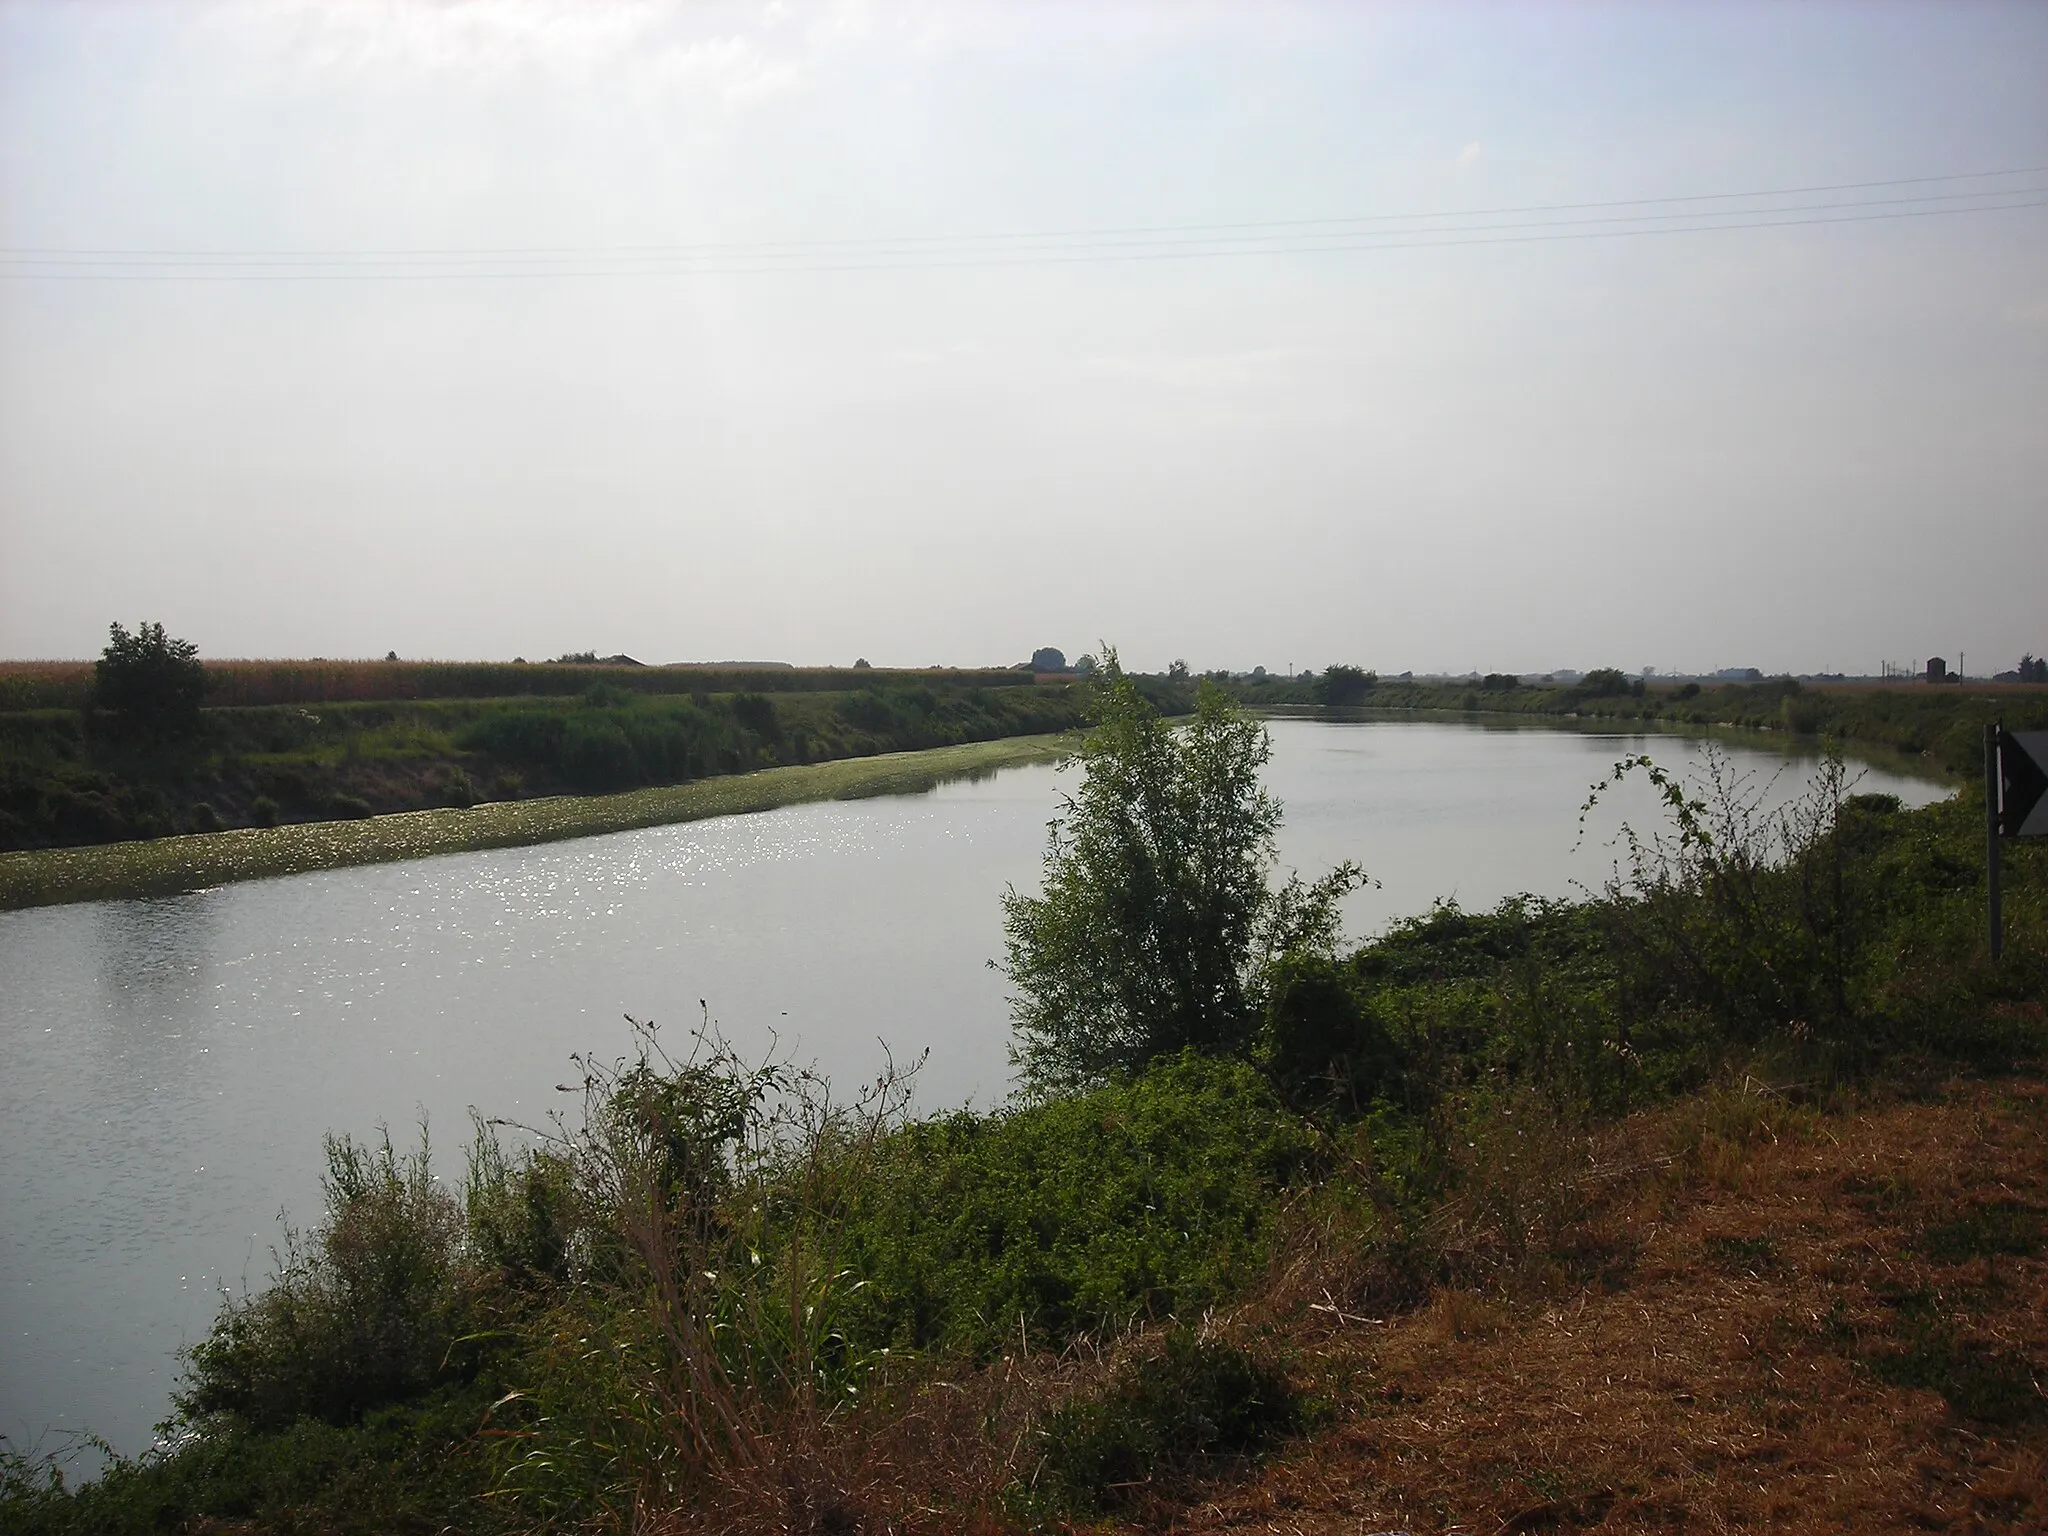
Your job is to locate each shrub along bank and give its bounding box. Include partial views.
[7,737,2043,1534]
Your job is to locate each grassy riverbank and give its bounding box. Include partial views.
[0,734,1071,910]
[8,739,2044,1533]
[0,668,1102,853]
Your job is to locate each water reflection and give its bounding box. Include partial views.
[90,895,218,1004]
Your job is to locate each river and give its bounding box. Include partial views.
[0,717,1948,1458]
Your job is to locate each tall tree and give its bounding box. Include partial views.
[1001,652,1360,1091]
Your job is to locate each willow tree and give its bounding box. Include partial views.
[1001,652,1361,1092]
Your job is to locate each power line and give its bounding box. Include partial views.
[1,174,2041,281]
[8,183,2040,270]
[5,163,2041,263]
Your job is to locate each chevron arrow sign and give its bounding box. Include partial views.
[2000,730,2048,838]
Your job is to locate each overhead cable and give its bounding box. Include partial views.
[2,167,2041,280]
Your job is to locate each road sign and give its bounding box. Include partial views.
[1999,730,2048,838]
[1988,726,2048,963]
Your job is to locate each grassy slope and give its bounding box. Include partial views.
[20,1069,2044,1533]
[0,734,1071,910]
[0,678,1090,853]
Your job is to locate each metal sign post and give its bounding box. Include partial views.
[1989,725,2048,962]
[1988,724,2003,961]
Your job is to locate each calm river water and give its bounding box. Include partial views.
[0,718,1947,1457]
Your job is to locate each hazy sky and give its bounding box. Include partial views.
[2,1,2043,675]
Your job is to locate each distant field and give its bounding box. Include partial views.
[0,733,1071,910]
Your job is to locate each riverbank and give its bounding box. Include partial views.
[1262,701,1964,786]
[0,672,1097,852]
[1229,675,2048,780]
[5,744,2043,1534]
[0,733,1072,910]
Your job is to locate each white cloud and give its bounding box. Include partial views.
[1457,140,1483,168]
[201,0,816,106]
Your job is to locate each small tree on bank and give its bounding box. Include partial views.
[94,620,205,738]
[1001,652,1362,1092]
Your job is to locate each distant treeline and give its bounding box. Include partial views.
[0,660,1032,713]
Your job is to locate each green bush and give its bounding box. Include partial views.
[457,699,731,793]
[0,1386,510,1536]
[1587,749,1871,1045]
[834,1054,1320,1355]
[93,621,205,739]
[1030,1328,1299,1514]
[179,1131,489,1430]
[731,691,782,742]
[1315,664,1375,706]
[1781,695,1824,734]
[1577,667,1633,698]
[559,717,637,791]
[1261,951,1403,1110]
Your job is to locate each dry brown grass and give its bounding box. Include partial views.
[609,1329,1187,1536]
[634,1354,1062,1536]
[1134,1075,2048,1535]
[602,1073,2047,1536]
